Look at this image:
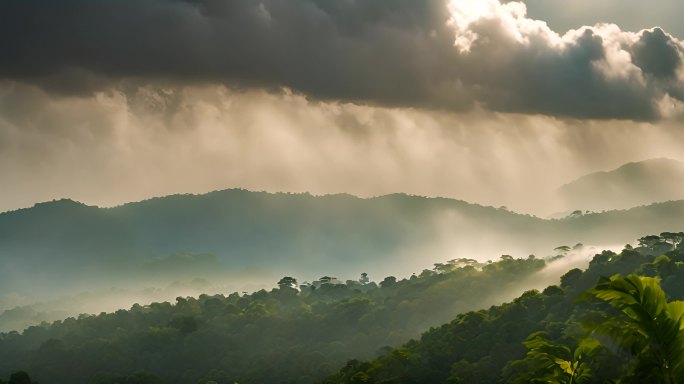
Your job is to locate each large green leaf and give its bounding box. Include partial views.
[588,274,684,382]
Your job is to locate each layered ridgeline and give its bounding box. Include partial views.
[2,189,684,331]
[559,158,684,212]
[0,234,682,384]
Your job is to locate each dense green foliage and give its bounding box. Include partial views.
[512,331,601,383]
[3,233,684,383]
[0,255,548,383]
[322,234,684,383]
[584,274,684,382]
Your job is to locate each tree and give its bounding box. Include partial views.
[638,235,664,248]
[168,315,198,334]
[358,273,369,285]
[554,245,572,256]
[277,276,298,290]
[380,276,397,288]
[661,232,684,249]
[433,262,453,274]
[586,274,684,383]
[560,268,583,289]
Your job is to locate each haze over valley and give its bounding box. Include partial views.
[1,0,684,382]
[0,184,681,331]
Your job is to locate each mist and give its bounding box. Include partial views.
[2,186,680,333]
[0,238,622,333]
[3,81,683,333]
[2,1,684,382]
[2,82,684,217]
[0,273,274,333]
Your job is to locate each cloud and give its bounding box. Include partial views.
[631,28,682,79]
[2,81,684,216]
[0,0,466,109]
[445,0,684,120]
[1,0,683,120]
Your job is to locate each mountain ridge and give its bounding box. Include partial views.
[558,157,684,211]
[0,188,682,326]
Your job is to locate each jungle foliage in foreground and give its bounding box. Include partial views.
[322,233,684,383]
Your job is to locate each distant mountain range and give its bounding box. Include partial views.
[559,158,684,212]
[1,188,683,301]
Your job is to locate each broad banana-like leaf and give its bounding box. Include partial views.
[589,274,684,382]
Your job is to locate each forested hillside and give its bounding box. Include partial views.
[0,254,548,383]
[322,233,684,383]
[2,0,684,383]
[2,189,684,300]
[2,233,683,383]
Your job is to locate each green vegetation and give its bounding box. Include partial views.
[585,274,684,382]
[2,189,684,304]
[323,233,684,383]
[0,254,547,383]
[2,232,684,383]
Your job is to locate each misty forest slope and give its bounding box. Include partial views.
[323,235,684,384]
[0,254,549,384]
[1,234,682,384]
[1,189,684,297]
[559,158,684,211]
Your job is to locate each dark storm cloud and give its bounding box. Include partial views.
[461,24,657,119]
[631,28,682,79]
[0,0,465,108]
[1,0,683,119]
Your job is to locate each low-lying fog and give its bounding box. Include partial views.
[0,241,623,333]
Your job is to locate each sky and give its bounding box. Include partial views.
[1,0,684,216]
[525,0,684,39]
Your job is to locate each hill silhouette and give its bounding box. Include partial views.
[0,189,683,305]
[558,158,684,211]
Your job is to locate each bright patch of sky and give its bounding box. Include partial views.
[524,0,684,38]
